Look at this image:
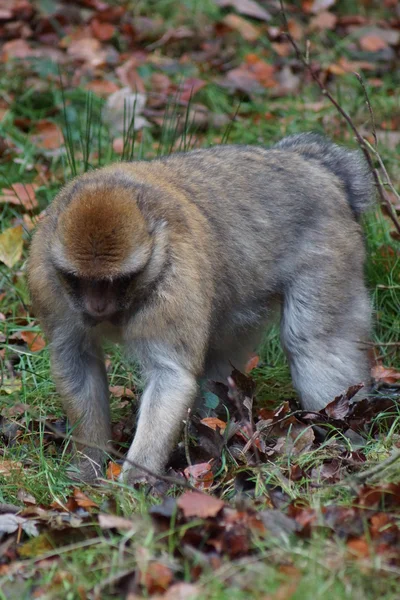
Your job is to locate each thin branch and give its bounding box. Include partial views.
[354,72,377,147]
[279,0,400,236]
[184,407,193,467]
[352,448,400,483]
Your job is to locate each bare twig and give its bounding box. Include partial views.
[184,407,192,467]
[352,448,400,483]
[364,138,400,205]
[279,0,400,236]
[354,72,377,147]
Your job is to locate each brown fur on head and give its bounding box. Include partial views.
[57,182,151,279]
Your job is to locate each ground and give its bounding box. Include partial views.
[0,1,400,598]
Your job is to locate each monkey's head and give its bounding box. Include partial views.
[49,174,166,324]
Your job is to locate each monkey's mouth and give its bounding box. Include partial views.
[83,311,124,327]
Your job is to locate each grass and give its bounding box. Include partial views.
[0,1,400,597]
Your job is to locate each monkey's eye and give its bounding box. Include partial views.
[58,270,80,289]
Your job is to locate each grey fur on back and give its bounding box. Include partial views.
[273,132,374,218]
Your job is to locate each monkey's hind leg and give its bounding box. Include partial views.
[281,263,372,412]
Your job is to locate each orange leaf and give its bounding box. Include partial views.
[107,461,122,480]
[177,491,224,518]
[91,19,116,41]
[141,562,173,595]
[73,489,98,509]
[109,385,135,398]
[359,34,387,53]
[222,14,259,42]
[31,121,63,150]
[184,462,214,489]
[245,353,260,373]
[85,79,120,97]
[20,330,46,352]
[200,417,226,433]
[347,537,370,558]
[371,363,400,384]
[1,183,38,210]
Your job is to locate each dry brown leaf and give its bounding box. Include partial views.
[245,353,260,373]
[109,385,135,398]
[67,38,107,67]
[311,0,335,13]
[98,514,136,530]
[91,19,116,41]
[309,11,337,30]
[184,462,214,489]
[359,34,387,52]
[107,461,122,480]
[0,183,38,210]
[85,79,120,97]
[216,0,271,22]
[31,121,63,150]
[140,562,173,595]
[222,14,259,41]
[372,363,400,384]
[200,417,227,432]
[177,491,224,518]
[0,225,24,268]
[73,489,98,509]
[20,330,46,352]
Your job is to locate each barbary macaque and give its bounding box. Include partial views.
[28,133,374,484]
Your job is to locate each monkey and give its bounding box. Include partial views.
[27,133,374,484]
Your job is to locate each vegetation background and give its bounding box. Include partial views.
[0,0,399,598]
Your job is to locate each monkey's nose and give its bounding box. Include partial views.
[85,296,115,319]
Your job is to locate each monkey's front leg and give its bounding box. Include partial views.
[50,330,111,483]
[121,355,197,484]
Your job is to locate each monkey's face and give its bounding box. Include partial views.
[57,270,140,325]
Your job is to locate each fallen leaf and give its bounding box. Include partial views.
[184,462,214,489]
[107,461,122,480]
[31,121,63,150]
[200,417,227,432]
[73,489,98,509]
[372,363,400,384]
[222,14,259,41]
[17,489,37,505]
[0,514,39,537]
[2,39,33,60]
[20,330,46,352]
[177,491,224,518]
[141,562,173,594]
[0,183,38,210]
[163,583,200,599]
[0,225,24,268]
[109,385,135,398]
[309,11,337,30]
[359,34,387,52]
[216,0,271,22]
[98,514,136,530]
[179,78,207,103]
[104,88,150,134]
[85,79,120,97]
[245,354,259,373]
[311,0,335,13]
[347,537,370,558]
[91,19,115,41]
[67,38,107,67]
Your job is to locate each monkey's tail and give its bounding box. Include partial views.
[273,132,375,219]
